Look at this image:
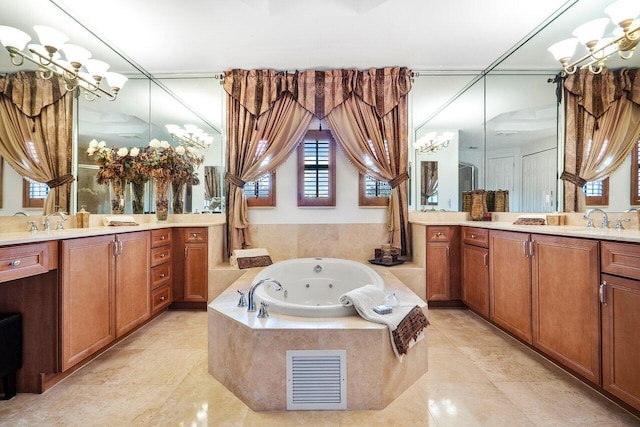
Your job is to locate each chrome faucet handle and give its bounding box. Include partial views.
[257,301,270,318]
[42,218,51,231]
[614,218,631,230]
[27,221,38,232]
[601,217,609,229]
[56,220,65,230]
[237,289,247,307]
[585,218,594,228]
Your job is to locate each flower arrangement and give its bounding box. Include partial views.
[86,139,139,185]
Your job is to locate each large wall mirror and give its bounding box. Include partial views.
[410,0,640,213]
[0,0,225,216]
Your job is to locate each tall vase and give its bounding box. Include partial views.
[109,177,126,214]
[131,181,146,214]
[171,181,185,214]
[154,177,170,221]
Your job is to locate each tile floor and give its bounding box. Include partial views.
[0,309,638,426]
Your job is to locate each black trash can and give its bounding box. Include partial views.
[0,313,22,400]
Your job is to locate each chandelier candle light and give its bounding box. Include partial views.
[0,24,127,100]
[165,124,213,150]
[413,131,454,154]
[548,0,640,74]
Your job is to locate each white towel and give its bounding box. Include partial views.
[340,284,427,361]
[230,248,271,267]
[102,216,138,226]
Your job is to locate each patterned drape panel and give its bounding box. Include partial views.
[0,71,74,214]
[223,67,412,255]
[561,68,640,212]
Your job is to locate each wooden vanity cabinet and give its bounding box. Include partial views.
[172,227,208,309]
[601,241,640,410]
[531,235,600,385]
[150,228,172,315]
[461,227,489,318]
[489,230,533,343]
[426,226,460,304]
[60,231,150,371]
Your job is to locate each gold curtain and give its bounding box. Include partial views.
[223,67,412,255]
[562,68,640,211]
[225,92,313,253]
[0,71,74,214]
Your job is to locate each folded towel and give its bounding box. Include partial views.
[513,214,546,225]
[103,216,139,226]
[231,248,272,269]
[340,284,429,361]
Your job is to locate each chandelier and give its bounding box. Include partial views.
[165,124,213,150]
[413,132,454,154]
[548,0,640,75]
[0,25,127,101]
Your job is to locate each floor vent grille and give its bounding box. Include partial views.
[286,349,347,410]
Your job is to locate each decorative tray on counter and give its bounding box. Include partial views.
[368,258,405,267]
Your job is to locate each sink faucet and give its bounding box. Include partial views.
[247,278,282,312]
[13,211,29,216]
[43,211,68,231]
[583,208,608,229]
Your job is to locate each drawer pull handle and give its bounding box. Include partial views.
[10,260,21,267]
[159,296,166,301]
[471,234,476,239]
[161,235,165,240]
[160,253,165,258]
[160,273,165,278]
[436,232,442,237]
[191,233,198,238]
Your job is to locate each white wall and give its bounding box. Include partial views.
[0,163,42,216]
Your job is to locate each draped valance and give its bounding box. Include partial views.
[0,71,67,118]
[564,68,640,119]
[223,67,412,119]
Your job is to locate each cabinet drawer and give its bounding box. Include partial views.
[462,227,489,247]
[601,241,640,280]
[150,245,172,267]
[0,241,58,283]
[151,283,172,315]
[427,227,451,242]
[151,228,172,248]
[183,228,207,243]
[151,263,171,289]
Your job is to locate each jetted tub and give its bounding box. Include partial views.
[252,257,385,317]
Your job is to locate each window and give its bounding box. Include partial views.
[23,178,49,208]
[583,178,609,206]
[244,173,276,207]
[297,129,335,207]
[359,174,391,206]
[631,139,640,205]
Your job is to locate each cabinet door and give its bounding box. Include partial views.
[61,235,115,371]
[489,230,532,343]
[462,243,489,318]
[532,235,600,384]
[426,241,450,301]
[601,274,640,409]
[115,232,151,337]
[184,243,208,302]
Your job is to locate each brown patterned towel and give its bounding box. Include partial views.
[513,218,546,225]
[107,221,139,226]
[392,306,430,355]
[237,255,273,269]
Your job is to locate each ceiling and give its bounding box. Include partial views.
[46,0,575,74]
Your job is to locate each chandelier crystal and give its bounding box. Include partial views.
[413,131,454,154]
[548,0,640,75]
[0,24,127,101]
[165,124,213,150]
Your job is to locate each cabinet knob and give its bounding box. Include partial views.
[159,296,166,301]
[436,232,442,237]
[471,234,476,239]
[191,233,198,238]
[9,259,21,267]
[160,253,165,258]
[160,273,165,278]
[160,235,165,240]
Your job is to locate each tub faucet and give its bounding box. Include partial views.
[247,278,282,312]
[43,211,68,231]
[583,208,608,229]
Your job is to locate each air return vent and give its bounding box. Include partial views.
[286,349,347,410]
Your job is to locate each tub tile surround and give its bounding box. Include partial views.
[208,268,429,411]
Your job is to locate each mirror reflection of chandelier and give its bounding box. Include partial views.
[165,124,213,150]
[413,131,454,154]
[0,25,128,101]
[547,0,640,74]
